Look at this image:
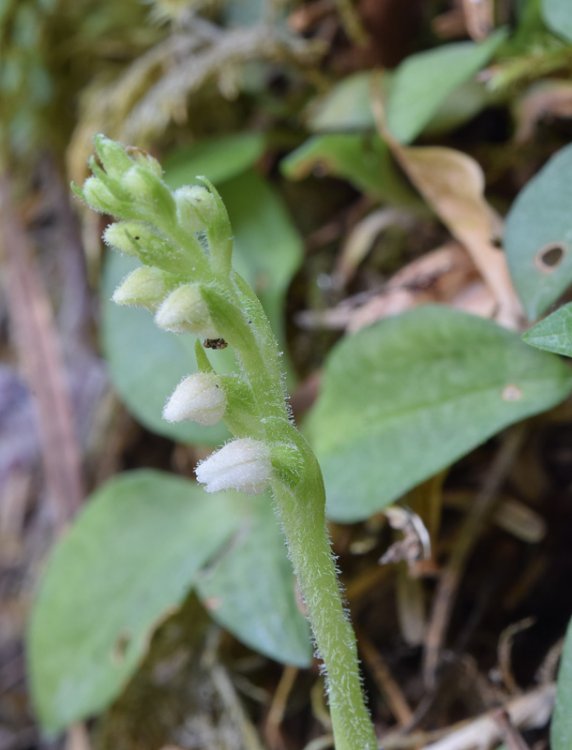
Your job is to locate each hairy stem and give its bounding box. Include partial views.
[227,274,377,749]
[272,468,378,750]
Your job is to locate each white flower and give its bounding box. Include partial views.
[162,373,226,426]
[155,284,218,337]
[196,438,272,494]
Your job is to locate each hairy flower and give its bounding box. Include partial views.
[195,438,272,494]
[163,373,226,425]
[155,284,218,336]
[112,266,175,310]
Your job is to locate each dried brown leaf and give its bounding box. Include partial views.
[387,139,522,328]
[515,81,572,143]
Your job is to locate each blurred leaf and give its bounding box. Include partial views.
[102,169,302,443]
[306,73,487,139]
[281,133,417,205]
[218,170,302,342]
[542,0,572,42]
[305,72,384,132]
[28,471,243,732]
[505,143,572,319]
[163,132,266,188]
[197,496,312,667]
[552,618,572,749]
[222,0,267,26]
[423,79,490,138]
[386,30,506,144]
[523,302,572,356]
[305,306,572,522]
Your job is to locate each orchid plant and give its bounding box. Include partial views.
[77,135,378,750]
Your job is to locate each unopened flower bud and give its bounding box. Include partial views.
[163,373,226,425]
[104,221,187,273]
[155,284,218,336]
[82,177,125,216]
[196,438,272,494]
[93,134,133,180]
[125,145,163,176]
[112,266,175,310]
[175,185,219,233]
[122,165,175,221]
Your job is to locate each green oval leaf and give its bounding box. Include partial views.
[281,133,417,205]
[542,0,572,42]
[552,618,572,749]
[523,303,572,357]
[219,170,302,343]
[102,169,302,443]
[305,72,383,132]
[28,471,243,732]
[386,30,506,144]
[196,496,311,667]
[305,306,572,522]
[505,144,572,319]
[306,71,486,138]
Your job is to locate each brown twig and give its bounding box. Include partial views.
[422,683,554,750]
[0,172,84,525]
[498,617,536,695]
[357,629,414,727]
[423,425,526,686]
[493,708,532,750]
[264,665,299,750]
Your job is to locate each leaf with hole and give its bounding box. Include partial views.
[505,143,572,319]
[102,168,302,444]
[305,306,572,522]
[551,618,572,749]
[523,302,572,357]
[386,29,506,144]
[28,471,243,732]
[196,496,311,667]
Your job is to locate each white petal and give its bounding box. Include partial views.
[196,438,271,494]
[155,284,218,336]
[163,373,226,425]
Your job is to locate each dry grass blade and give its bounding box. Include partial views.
[423,426,526,687]
[423,684,554,750]
[122,24,324,142]
[357,630,414,727]
[461,0,494,41]
[0,173,84,526]
[515,81,572,143]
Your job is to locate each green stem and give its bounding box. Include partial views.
[224,276,377,749]
[271,456,377,750]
